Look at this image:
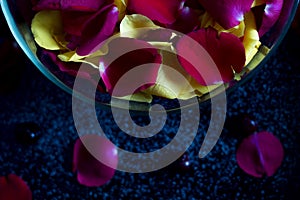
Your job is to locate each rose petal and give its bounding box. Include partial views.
[33,0,109,11]
[236,131,284,178]
[74,5,119,56]
[120,14,160,38]
[32,0,61,10]
[199,12,246,38]
[243,11,262,65]
[60,0,109,11]
[167,6,200,33]
[0,174,32,200]
[127,0,185,25]
[31,10,65,50]
[99,37,162,97]
[143,43,221,99]
[198,0,254,29]
[252,0,284,37]
[114,0,128,21]
[176,27,245,85]
[73,135,118,187]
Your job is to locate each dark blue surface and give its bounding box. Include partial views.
[1,13,300,199]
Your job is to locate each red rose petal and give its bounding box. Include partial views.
[99,37,162,97]
[198,0,254,29]
[236,131,284,178]
[73,135,118,187]
[167,6,200,33]
[176,27,245,85]
[33,0,109,11]
[127,0,185,25]
[62,11,95,37]
[0,174,32,200]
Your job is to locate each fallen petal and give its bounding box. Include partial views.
[0,174,32,200]
[236,131,284,177]
[73,135,118,187]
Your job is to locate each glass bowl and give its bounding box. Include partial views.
[1,0,299,112]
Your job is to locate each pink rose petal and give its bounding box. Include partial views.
[127,0,185,25]
[73,135,118,187]
[252,0,284,37]
[236,131,284,178]
[99,37,162,97]
[198,0,254,29]
[0,174,32,200]
[176,27,245,85]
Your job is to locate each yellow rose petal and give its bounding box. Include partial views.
[58,51,86,62]
[143,45,212,100]
[114,0,128,21]
[252,0,266,7]
[58,50,108,69]
[243,11,261,66]
[31,10,65,50]
[120,14,159,38]
[115,92,153,103]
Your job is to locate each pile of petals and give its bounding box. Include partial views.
[30,0,284,102]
